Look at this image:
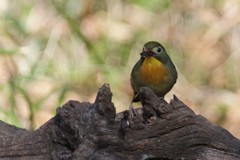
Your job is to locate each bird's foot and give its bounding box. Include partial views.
[128,103,145,129]
[129,103,136,119]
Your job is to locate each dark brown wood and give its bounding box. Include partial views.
[0,83,240,160]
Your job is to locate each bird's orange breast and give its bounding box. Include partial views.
[139,57,168,84]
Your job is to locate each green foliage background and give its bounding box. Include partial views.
[0,0,240,137]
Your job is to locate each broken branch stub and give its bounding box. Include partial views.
[0,84,240,160]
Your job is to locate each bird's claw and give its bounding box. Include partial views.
[129,103,136,120]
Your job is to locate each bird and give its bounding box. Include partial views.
[129,41,177,116]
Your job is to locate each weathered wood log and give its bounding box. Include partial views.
[0,83,240,160]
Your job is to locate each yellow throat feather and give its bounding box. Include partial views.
[140,57,168,84]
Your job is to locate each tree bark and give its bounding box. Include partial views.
[0,83,240,160]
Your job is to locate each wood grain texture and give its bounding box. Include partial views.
[0,84,239,160]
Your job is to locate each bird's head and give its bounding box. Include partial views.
[140,41,169,63]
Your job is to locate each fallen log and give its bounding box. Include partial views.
[0,84,240,160]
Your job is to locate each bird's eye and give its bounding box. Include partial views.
[157,47,162,52]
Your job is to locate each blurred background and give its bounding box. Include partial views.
[0,0,240,137]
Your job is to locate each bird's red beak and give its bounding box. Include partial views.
[140,48,154,58]
[140,51,147,58]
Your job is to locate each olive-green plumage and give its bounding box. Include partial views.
[131,41,177,102]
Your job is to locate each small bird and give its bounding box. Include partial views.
[130,41,177,115]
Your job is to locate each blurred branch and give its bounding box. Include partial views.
[0,48,18,55]
[50,0,107,64]
[16,84,35,130]
[50,0,92,49]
